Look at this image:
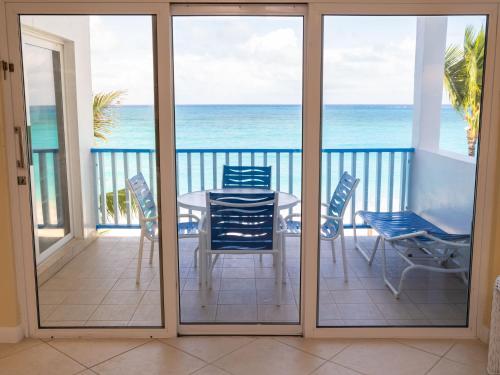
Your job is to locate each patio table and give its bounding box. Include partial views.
[177,188,300,212]
[177,188,300,285]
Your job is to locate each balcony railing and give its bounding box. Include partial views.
[91,147,414,229]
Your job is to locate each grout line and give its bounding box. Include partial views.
[160,336,257,365]
[395,339,456,358]
[44,341,93,370]
[84,339,153,370]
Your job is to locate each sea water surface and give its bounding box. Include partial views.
[85,104,468,153]
[30,104,470,223]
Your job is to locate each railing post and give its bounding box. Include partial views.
[388,152,395,212]
[111,152,119,225]
[92,152,99,226]
[351,152,357,225]
[98,152,106,224]
[39,152,50,226]
[363,152,369,210]
[124,153,131,225]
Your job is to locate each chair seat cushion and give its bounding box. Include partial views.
[283,220,338,239]
[358,211,469,242]
[178,221,199,235]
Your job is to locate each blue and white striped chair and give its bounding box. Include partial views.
[283,172,359,282]
[200,191,284,305]
[222,165,272,189]
[353,210,470,298]
[128,173,200,284]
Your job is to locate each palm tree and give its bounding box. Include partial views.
[443,25,485,156]
[93,90,126,142]
[93,90,128,219]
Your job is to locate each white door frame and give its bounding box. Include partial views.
[0,0,498,340]
[4,2,177,338]
[302,2,500,339]
[171,3,306,336]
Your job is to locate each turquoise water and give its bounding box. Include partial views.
[30,104,469,223]
[30,104,468,152]
[87,104,468,152]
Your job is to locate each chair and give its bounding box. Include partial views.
[353,210,470,298]
[282,172,360,282]
[127,173,200,284]
[199,191,284,305]
[222,165,272,189]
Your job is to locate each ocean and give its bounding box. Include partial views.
[30,104,469,224]
[89,104,468,152]
[30,104,468,152]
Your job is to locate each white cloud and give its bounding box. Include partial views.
[173,26,303,104]
[323,38,416,104]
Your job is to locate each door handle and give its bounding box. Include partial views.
[14,126,26,169]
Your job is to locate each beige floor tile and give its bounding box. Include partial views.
[91,341,206,375]
[444,340,488,367]
[0,343,85,375]
[131,304,162,322]
[47,305,98,321]
[102,291,144,305]
[310,361,362,375]
[216,305,257,322]
[191,365,232,375]
[257,305,299,322]
[332,340,439,375]
[396,339,455,356]
[274,337,352,360]
[0,338,43,360]
[63,291,108,305]
[85,321,130,327]
[42,320,87,327]
[427,358,487,375]
[161,336,254,362]
[90,305,137,321]
[48,338,150,367]
[141,291,161,304]
[38,290,69,305]
[214,338,324,375]
[39,304,58,320]
[112,278,150,291]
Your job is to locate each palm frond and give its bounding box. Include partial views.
[93,90,126,142]
[443,25,485,156]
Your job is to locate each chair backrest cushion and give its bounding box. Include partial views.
[128,173,157,222]
[207,192,276,251]
[324,172,359,235]
[222,165,272,189]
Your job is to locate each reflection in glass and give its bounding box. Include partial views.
[24,43,70,256]
[317,15,486,327]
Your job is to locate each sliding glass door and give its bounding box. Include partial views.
[317,14,488,328]
[16,13,165,329]
[172,9,304,329]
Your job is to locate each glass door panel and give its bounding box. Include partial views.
[317,15,487,328]
[20,15,164,328]
[173,15,304,325]
[23,39,71,261]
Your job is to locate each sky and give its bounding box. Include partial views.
[88,14,487,105]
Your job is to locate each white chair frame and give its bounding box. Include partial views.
[199,192,285,305]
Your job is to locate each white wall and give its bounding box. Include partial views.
[410,16,475,234]
[409,150,475,233]
[20,16,95,239]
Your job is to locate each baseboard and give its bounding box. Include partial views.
[479,323,490,344]
[0,325,24,343]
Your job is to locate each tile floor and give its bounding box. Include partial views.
[0,336,488,374]
[38,230,468,326]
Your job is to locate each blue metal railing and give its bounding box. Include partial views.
[91,147,413,229]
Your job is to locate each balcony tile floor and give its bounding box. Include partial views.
[0,336,488,374]
[38,231,467,326]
